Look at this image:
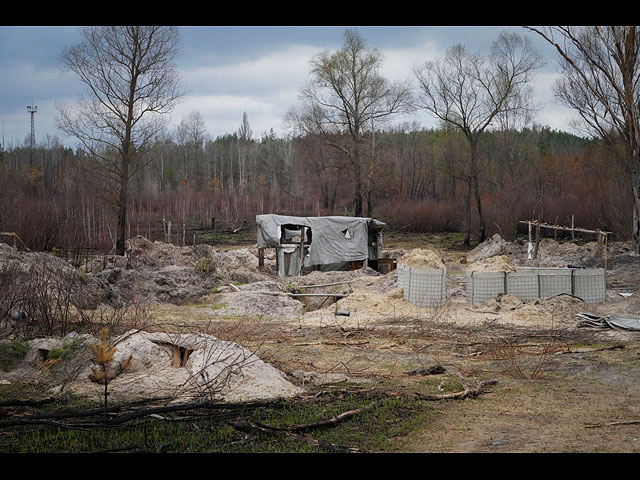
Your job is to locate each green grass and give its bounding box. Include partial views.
[0,339,29,372]
[0,388,436,453]
[384,231,468,251]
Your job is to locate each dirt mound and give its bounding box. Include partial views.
[201,291,304,319]
[476,293,524,312]
[2,330,303,404]
[0,243,107,310]
[398,248,445,270]
[468,234,508,262]
[86,238,273,307]
[467,255,517,273]
[91,265,220,307]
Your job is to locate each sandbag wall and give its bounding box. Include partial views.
[397,263,446,307]
[466,268,606,304]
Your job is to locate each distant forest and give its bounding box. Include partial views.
[0,121,633,253]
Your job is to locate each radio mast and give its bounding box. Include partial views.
[27,104,37,148]
[27,104,37,164]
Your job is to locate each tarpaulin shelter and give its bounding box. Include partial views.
[256,214,386,276]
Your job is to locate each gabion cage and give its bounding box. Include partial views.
[466,268,606,304]
[397,263,446,307]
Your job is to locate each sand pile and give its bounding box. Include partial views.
[398,248,445,270]
[468,234,508,262]
[310,288,413,318]
[201,290,304,319]
[467,255,517,273]
[2,330,303,404]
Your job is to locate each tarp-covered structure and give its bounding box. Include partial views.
[256,214,386,276]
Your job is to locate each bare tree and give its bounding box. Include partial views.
[175,111,208,189]
[237,112,252,189]
[57,26,183,255]
[525,26,640,253]
[289,28,413,217]
[415,31,543,245]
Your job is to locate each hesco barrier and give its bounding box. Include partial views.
[466,268,606,304]
[397,263,446,307]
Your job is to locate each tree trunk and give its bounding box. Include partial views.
[464,176,472,246]
[632,153,640,254]
[473,172,486,243]
[115,162,128,256]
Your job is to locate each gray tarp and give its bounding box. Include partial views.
[576,313,640,331]
[256,214,385,267]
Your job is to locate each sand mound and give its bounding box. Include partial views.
[2,330,302,404]
[398,248,445,270]
[467,255,517,273]
[468,234,508,262]
[202,291,304,319]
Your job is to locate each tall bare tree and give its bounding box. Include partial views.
[57,26,183,255]
[415,31,543,245]
[526,26,640,253]
[175,110,208,189]
[289,28,413,217]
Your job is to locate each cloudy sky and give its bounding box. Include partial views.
[0,25,578,149]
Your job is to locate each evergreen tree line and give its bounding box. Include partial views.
[0,122,633,253]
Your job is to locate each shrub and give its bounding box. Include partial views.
[0,339,29,371]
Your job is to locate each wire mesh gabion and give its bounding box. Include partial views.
[466,268,606,304]
[397,263,446,307]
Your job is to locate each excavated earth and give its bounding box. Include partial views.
[2,233,640,452]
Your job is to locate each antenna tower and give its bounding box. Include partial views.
[27,104,37,149]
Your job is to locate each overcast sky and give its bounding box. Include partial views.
[0,25,579,149]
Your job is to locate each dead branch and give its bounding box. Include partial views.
[414,377,499,401]
[558,344,625,355]
[585,420,640,428]
[256,399,384,433]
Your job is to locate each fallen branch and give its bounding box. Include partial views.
[414,377,499,401]
[585,420,640,429]
[256,399,384,433]
[558,344,625,355]
[229,418,362,453]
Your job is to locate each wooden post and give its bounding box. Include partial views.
[596,232,603,259]
[533,222,541,260]
[571,215,575,241]
[258,247,264,272]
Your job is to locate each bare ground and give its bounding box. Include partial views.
[3,233,640,452]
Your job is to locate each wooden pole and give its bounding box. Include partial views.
[571,215,575,241]
[258,247,264,272]
[533,223,541,260]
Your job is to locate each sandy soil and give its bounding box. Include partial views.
[3,233,640,452]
